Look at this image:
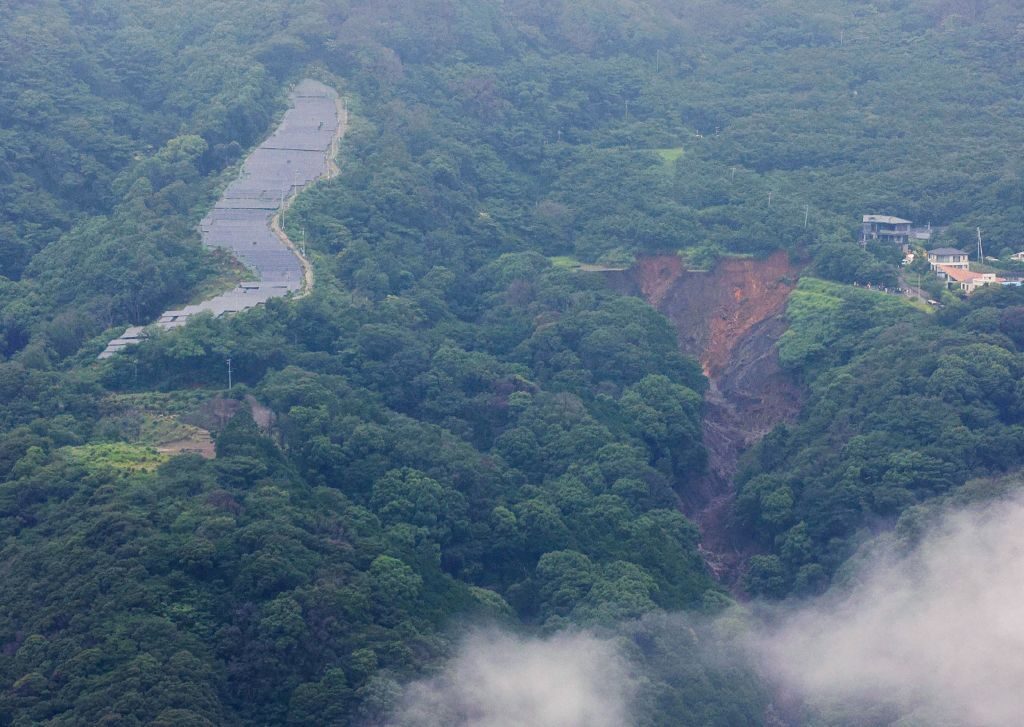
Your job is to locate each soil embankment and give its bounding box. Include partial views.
[608,251,803,585]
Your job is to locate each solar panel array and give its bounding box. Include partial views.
[100,80,341,359]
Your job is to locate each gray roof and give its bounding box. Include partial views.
[864,214,911,225]
[928,247,967,256]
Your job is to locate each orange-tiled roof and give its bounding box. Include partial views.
[937,265,982,283]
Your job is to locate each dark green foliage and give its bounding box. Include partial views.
[4,0,1024,724]
[623,611,772,726]
[0,0,732,713]
[736,281,1024,594]
[0,0,312,360]
[0,446,459,725]
[1,161,718,722]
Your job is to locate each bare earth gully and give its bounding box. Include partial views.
[606,251,804,589]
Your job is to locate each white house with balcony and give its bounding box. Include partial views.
[928,247,970,272]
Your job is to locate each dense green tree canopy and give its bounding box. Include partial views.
[3,0,1024,724]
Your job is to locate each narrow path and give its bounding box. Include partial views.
[100,80,344,358]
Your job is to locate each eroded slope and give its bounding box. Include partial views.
[610,252,803,583]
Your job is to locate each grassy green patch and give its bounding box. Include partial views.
[62,443,169,474]
[779,277,924,371]
[794,277,923,310]
[970,261,1007,274]
[549,255,583,270]
[132,412,211,447]
[905,297,936,313]
[653,147,684,164]
[99,391,218,448]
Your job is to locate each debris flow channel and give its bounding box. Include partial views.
[100,79,342,359]
[607,252,803,587]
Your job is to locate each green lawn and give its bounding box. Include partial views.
[61,443,169,474]
[653,147,684,164]
[549,255,582,269]
[548,256,632,272]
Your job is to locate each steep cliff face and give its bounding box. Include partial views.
[608,252,803,584]
[626,251,798,377]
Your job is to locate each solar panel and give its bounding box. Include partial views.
[99,80,341,359]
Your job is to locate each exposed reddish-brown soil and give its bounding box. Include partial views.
[607,251,803,587]
[626,251,798,378]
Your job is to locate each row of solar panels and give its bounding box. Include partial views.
[200,209,303,284]
[99,80,340,359]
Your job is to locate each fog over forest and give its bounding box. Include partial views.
[394,494,1024,726]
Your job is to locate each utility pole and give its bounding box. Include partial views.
[227,357,233,391]
[624,99,630,121]
[768,191,773,208]
[977,227,984,262]
[804,205,810,228]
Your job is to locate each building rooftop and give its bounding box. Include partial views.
[864,214,912,225]
[937,266,1004,286]
[937,265,981,283]
[928,247,967,256]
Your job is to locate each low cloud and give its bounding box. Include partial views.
[753,494,1024,726]
[390,496,1024,726]
[390,630,635,727]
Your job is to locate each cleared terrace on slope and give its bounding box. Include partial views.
[100,79,341,359]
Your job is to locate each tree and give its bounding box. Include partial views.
[535,550,596,618]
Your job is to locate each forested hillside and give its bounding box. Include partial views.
[0,0,317,362]
[3,1,1024,724]
[736,281,1024,596]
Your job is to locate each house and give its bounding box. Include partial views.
[862,215,912,247]
[1011,251,1024,262]
[936,265,1004,294]
[962,273,1004,295]
[928,247,969,271]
